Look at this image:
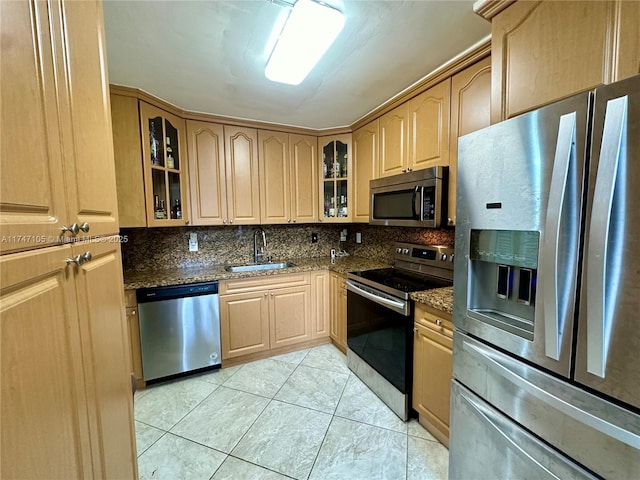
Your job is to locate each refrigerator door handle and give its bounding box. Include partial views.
[586,95,628,378]
[543,112,577,360]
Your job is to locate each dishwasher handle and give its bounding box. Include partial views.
[136,281,219,303]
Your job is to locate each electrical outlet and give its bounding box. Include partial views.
[311,232,318,243]
[189,232,198,252]
[356,232,362,244]
[340,228,347,242]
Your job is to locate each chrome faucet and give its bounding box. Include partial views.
[254,229,267,263]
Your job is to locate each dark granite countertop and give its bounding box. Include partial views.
[123,256,391,290]
[410,286,453,315]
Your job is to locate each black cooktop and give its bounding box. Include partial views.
[350,267,452,293]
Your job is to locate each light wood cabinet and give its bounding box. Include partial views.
[259,131,319,224]
[412,303,453,448]
[448,57,491,226]
[1,2,137,476]
[219,273,312,361]
[490,0,640,122]
[408,79,451,171]
[187,120,227,225]
[319,134,352,222]
[140,102,190,226]
[310,270,330,339]
[225,125,261,224]
[352,119,379,222]
[330,272,347,353]
[124,290,145,389]
[379,104,409,177]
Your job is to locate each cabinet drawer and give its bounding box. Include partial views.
[220,272,310,294]
[415,303,453,337]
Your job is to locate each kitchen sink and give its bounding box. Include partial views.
[224,262,295,273]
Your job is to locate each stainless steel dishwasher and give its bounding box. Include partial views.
[136,282,221,382]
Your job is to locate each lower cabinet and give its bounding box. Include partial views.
[124,290,145,389]
[412,303,453,447]
[330,272,347,353]
[219,272,321,362]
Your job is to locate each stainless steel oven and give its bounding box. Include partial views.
[346,243,454,420]
[369,167,447,227]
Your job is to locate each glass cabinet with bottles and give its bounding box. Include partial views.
[319,134,352,222]
[140,102,189,226]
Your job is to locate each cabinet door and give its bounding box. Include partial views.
[338,284,347,352]
[408,80,451,171]
[141,103,189,227]
[0,245,92,479]
[220,292,269,359]
[259,130,290,224]
[449,57,491,226]
[126,306,144,389]
[290,134,318,224]
[110,93,146,227]
[224,125,261,224]
[56,0,120,237]
[0,0,68,253]
[379,104,409,177]
[319,134,352,223]
[72,239,137,479]
[269,285,311,348]
[491,1,616,122]
[187,120,228,225]
[310,270,330,339]
[330,273,347,353]
[352,120,379,222]
[413,321,453,446]
[616,1,640,82]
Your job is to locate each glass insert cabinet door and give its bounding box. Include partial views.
[140,102,189,226]
[319,134,352,222]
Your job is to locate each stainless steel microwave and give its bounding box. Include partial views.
[369,167,447,227]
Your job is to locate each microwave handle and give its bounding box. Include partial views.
[412,186,421,219]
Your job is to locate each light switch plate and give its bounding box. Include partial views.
[356,232,362,244]
[189,232,198,252]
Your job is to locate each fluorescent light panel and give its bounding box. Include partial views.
[266,0,345,85]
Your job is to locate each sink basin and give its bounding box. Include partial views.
[224,262,296,273]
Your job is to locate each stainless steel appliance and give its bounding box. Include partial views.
[137,282,221,382]
[451,75,640,479]
[369,167,448,227]
[346,243,454,420]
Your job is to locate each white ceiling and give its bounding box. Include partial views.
[102,0,490,130]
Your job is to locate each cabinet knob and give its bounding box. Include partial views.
[401,168,407,173]
[407,167,413,172]
[185,220,190,225]
[448,217,454,226]
[435,319,442,326]
[79,222,90,233]
[264,292,268,296]
[229,219,233,224]
[270,292,274,297]
[61,223,80,235]
[287,219,291,223]
[293,219,296,223]
[131,310,136,315]
[413,327,418,333]
[66,251,91,266]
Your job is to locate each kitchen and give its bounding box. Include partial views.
[1,1,639,479]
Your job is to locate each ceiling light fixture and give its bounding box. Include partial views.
[265,0,345,86]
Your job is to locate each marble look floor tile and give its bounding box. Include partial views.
[211,456,291,480]
[232,400,332,480]
[407,419,438,442]
[194,365,242,385]
[309,416,407,480]
[222,358,296,398]
[171,386,269,453]
[407,436,449,480]
[270,347,310,365]
[134,378,217,430]
[300,344,350,374]
[135,421,165,456]
[335,375,407,433]
[274,365,349,413]
[137,433,226,480]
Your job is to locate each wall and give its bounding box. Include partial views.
[120,224,454,272]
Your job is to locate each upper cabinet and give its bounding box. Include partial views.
[448,57,492,226]
[408,79,451,171]
[224,126,261,225]
[319,134,352,222]
[289,134,319,223]
[1,0,118,254]
[140,102,189,226]
[379,104,409,177]
[352,119,379,223]
[491,0,640,122]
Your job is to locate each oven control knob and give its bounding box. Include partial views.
[402,248,409,255]
[450,254,455,262]
[440,254,448,261]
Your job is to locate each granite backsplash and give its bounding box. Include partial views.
[120,224,454,272]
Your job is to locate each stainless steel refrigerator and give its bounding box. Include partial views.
[451,75,640,479]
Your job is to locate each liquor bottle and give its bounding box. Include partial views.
[160,200,167,219]
[171,199,182,219]
[166,137,175,169]
[154,195,163,219]
[150,123,160,165]
[342,154,348,176]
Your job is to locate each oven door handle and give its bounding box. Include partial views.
[412,186,420,219]
[346,280,409,316]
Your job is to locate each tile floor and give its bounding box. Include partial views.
[134,343,449,480]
